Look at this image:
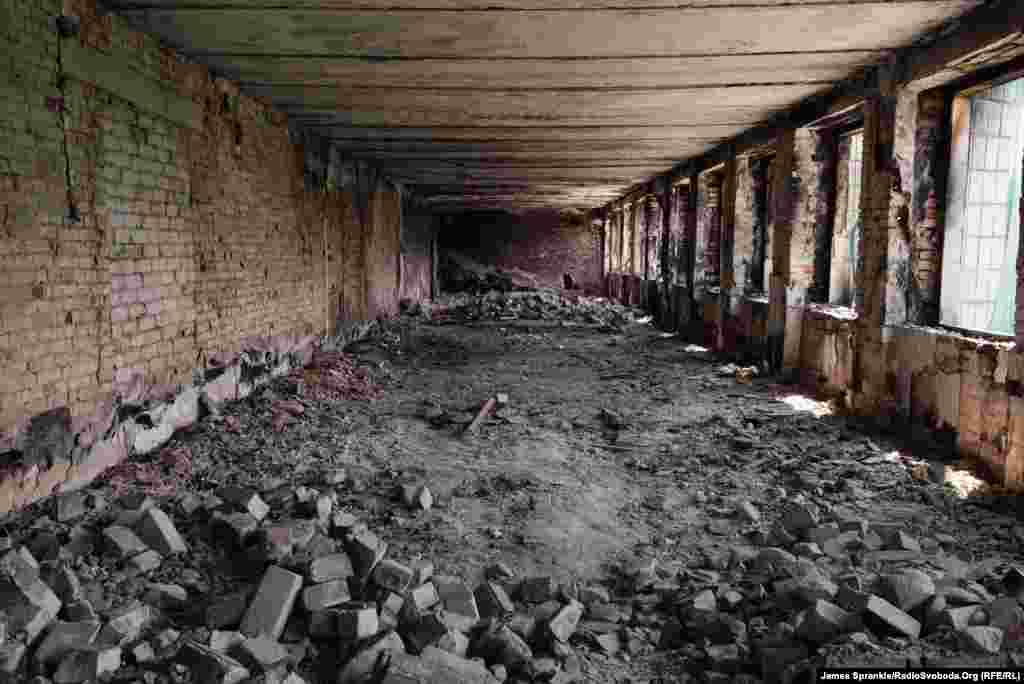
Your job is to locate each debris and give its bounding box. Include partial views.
[464,397,498,436]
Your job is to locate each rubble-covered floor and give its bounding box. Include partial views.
[6,293,1024,684]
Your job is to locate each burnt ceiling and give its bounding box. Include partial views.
[107,0,985,210]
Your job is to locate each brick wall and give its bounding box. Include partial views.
[441,209,603,292]
[0,0,433,440]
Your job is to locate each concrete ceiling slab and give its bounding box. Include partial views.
[108,0,984,208]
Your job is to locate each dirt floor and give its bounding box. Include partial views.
[7,308,1024,683]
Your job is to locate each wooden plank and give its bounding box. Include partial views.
[313,125,741,143]
[61,41,203,130]
[120,5,975,59]
[256,84,827,128]
[212,52,880,89]
[107,0,978,8]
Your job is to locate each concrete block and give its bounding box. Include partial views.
[34,620,101,665]
[308,553,354,583]
[53,646,121,684]
[241,566,303,641]
[864,595,921,639]
[230,635,290,673]
[136,507,187,555]
[338,631,406,684]
[102,525,149,559]
[337,605,379,641]
[373,559,414,594]
[176,641,250,684]
[547,601,583,643]
[434,577,479,625]
[301,580,350,612]
[98,601,157,646]
[475,582,515,620]
[219,487,270,522]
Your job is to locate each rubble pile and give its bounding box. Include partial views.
[0,471,610,684]
[289,352,383,402]
[431,289,645,330]
[439,252,520,294]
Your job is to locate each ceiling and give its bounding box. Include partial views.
[109,0,984,211]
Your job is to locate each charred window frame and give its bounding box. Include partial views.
[807,108,865,306]
[747,153,775,296]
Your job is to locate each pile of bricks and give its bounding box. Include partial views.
[4,448,1024,683]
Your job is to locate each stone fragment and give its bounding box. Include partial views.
[547,601,583,643]
[241,566,303,640]
[128,549,163,574]
[736,500,760,523]
[410,582,441,613]
[177,640,250,684]
[347,531,387,578]
[404,613,449,653]
[960,625,1003,654]
[219,487,270,521]
[207,591,251,629]
[338,630,406,684]
[231,635,290,673]
[0,643,26,680]
[475,582,515,619]
[380,592,404,630]
[65,599,97,622]
[35,620,101,665]
[519,577,558,604]
[302,580,350,612]
[373,559,414,594]
[435,577,480,626]
[437,629,470,657]
[578,585,610,606]
[883,570,936,612]
[0,552,62,644]
[386,647,499,683]
[337,605,379,641]
[145,582,188,608]
[773,561,837,604]
[212,512,260,547]
[795,600,852,644]
[474,625,532,672]
[53,646,121,684]
[98,601,156,646]
[102,526,148,559]
[136,507,188,555]
[309,553,354,583]
[401,484,434,511]
[988,597,1024,632]
[864,596,921,639]
[132,641,156,663]
[943,605,986,632]
[805,524,840,546]
[891,531,921,552]
[210,630,246,652]
[793,543,822,558]
[43,563,82,603]
[781,502,819,535]
[595,632,621,655]
[55,493,89,523]
[484,563,514,582]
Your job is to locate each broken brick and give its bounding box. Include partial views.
[241,566,303,640]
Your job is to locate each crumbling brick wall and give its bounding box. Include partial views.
[0,0,431,439]
[441,209,602,291]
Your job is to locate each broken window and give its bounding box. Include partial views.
[748,155,774,295]
[941,76,1024,336]
[829,129,864,307]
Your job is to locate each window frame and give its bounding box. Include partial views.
[935,60,1024,339]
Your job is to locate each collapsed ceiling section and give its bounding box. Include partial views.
[109,0,983,211]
